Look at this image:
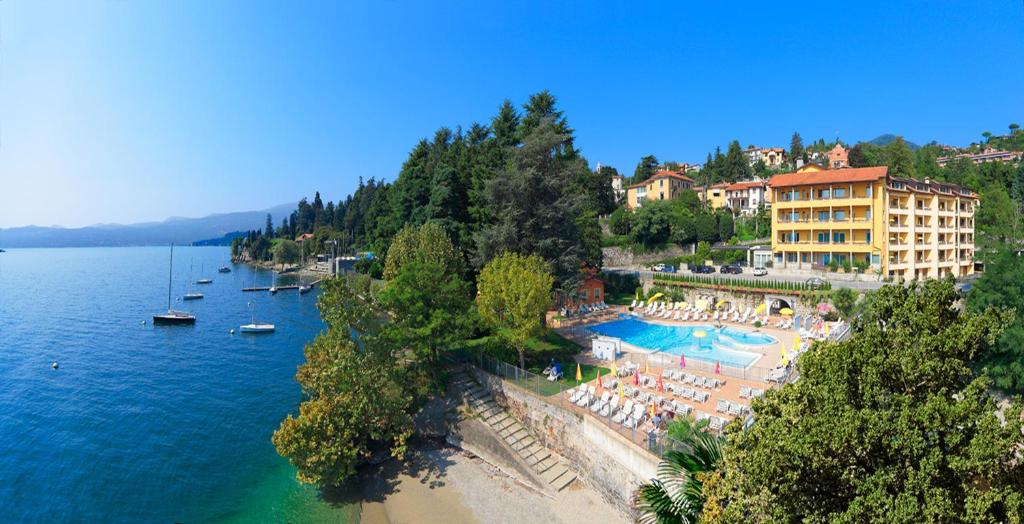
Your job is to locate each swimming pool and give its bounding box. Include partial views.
[587,317,776,368]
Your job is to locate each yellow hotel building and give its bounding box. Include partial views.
[625,170,695,210]
[769,165,977,279]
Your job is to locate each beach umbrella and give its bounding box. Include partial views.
[575,363,582,384]
[693,329,707,339]
[610,362,618,378]
[779,307,794,316]
[817,302,831,313]
[680,301,689,310]
[715,299,727,309]
[754,303,767,314]
[793,334,801,350]
[679,353,686,368]
[645,359,649,374]
[618,382,624,401]
[595,369,603,392]
[634,369,640,385]
[824,323,831,337]
[649,402,656,419]
[781,347,788,360]
[780,356,790,367]
[715,361,721,374]
[657,370,664,392]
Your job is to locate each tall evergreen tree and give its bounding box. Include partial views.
[265,213,274,238]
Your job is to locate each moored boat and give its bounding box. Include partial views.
[183,292,204,300]
[154,244,196,325]
[218,266,231,273]
[239,323,275,333]
[196,278,213,284]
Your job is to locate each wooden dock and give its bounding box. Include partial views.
[243,279,322,292]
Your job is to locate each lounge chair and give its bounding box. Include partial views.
[709,417,723,431]
[695,411,710,422]
[680,387,695,400]
[669,370,681,381]
[684,373,696,384]
[612,400,634,424]
[695,391,710,403]
[591,391,611,413]
[637,391,650,403]
[673,311,680,320]
[727,402,743,416]
[601,395,619,417]
[716,399,730,413]
[751,388,765,398]
[625,403,646,429]
[672,401,692,416]
[623,385,636,397]
[576,385,595,407]
[692,376,706,388]
[739,385,752,399]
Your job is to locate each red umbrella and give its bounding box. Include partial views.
[656,371,664,392]
[634,370,640,385]
[679,353,686,368]
[595,369,603,393]
[715,361,721,375]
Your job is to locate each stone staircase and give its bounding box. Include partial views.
[450,369,578,492]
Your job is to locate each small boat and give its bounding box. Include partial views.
[154,244,196,325]
[269,286,278,295]
[218,266,231,273]
[196,279,213,284]
[183,292,204,300]
[241,301,274,333]
[240,323,275,333]
[299,285,312,294]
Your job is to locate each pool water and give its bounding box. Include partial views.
[588,317,776,368]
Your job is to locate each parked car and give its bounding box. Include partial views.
[806,277,825,289]
[752,266,768,276]
[690,264,715,274]
[663,265,676,273]
[651,263,666,272]
[721,264,743,274]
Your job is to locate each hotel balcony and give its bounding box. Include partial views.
[888,223,910,232]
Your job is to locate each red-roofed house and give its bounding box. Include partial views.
[724,180,769,215]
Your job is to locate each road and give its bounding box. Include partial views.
[604,266,889,291]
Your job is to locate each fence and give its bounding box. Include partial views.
[452,350,684,458]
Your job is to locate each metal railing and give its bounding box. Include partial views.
[451,350,686,457]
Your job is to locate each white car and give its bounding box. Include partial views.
[753,267,768,276]
[651,264,666,272]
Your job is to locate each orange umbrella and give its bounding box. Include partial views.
[656,370,664,392]
[595,369,603,392]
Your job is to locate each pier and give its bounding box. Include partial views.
[242,279,322,292]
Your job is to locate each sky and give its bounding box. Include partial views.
[1,1,1022,228]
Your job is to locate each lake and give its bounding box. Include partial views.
[0,247,358,522]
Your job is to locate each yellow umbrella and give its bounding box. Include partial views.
[780,347,788,359]
[618,382,624,400]
[611,362,618,378]
[824,323,831,336]
[649,402,656,418]
[780,356,791,367]
[793,334,801,349]
[779,307,794,316]
[644,359,649,374]
[649,292,664,303]
[693,329,708,339]
[715,299,727,309]
[754,303,767,314]
[635,289,642,300]
[575,363,582,383]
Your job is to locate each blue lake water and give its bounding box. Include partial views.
[0,247,358,523]
[588,317,775,367]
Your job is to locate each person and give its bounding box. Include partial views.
[651,412,663,429]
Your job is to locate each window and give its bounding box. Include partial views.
[833,232,846,243]
[776,253,784,264]
[787,232,800,243]
[801,254,810,263]
[833,210,847,221]
[822,254,831,264]
[660,179,664,187]
[866,209,871,219]
[818,189,831,199]
[817,211,829,222]
[817,232,828,243]
[833,188,847,198]
[787,253,797,263]
[865,232,871,243]
[866,185,873,197]
[872,254,881,265]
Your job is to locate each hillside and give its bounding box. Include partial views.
[0,203,296,248]
[866,134,921,150]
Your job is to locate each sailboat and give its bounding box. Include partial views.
[240,301,275,333]
[183,261,204,300]
[196,263,213,284]
[269,271,278,295]
[153,244,196,325]
[218,265,231,273]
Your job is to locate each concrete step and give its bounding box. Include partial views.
[512,436,535,453]
[550,469,577,492]
[535,455,558,474]
[484,411,508,424]
[489,415,513,431]
[541,464,569,484]
[499,422,523,437]
[525,448,551,467]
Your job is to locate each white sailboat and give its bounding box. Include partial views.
[196,263,212,284]
[153,244,196,325]
[240,301,275,333]
[183,260,204,300]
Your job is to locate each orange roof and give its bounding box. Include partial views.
[768,166,888,188]
[295,233,315,241]
[651,170,695,183]
[725,180,766,191]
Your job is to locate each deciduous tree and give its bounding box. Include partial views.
[476,253,554,369]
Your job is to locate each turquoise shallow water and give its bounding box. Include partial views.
[588,317,775,367]
[0,247,357,523]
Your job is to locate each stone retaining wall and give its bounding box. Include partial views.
[467,366,656,517]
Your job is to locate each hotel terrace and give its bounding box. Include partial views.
[625,170,695,210]
[769,165,978,279]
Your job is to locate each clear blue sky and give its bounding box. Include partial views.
[2,1,1022,228]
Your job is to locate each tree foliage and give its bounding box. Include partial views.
[637,417,724,524]
[476,252,554,369]
[272,239,302,268]
[383,222,463,280]
[272,276,413,487]
[968,247,1024,393]
[703,281,1024,523]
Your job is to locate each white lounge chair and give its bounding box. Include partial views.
[716,399,730,413]
[709,417,723,431]
[625,403,646,429]
[591,391,611,413]
[612,399,634,424]
[728,402,743,416]
[601,395,619,417]
[739,385,752,399]
[576,385,595,407]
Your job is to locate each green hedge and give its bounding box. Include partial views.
[652,273,831,293]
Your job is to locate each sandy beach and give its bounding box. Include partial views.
[354,448,628,524]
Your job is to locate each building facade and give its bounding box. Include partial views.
[745,146,787,168]
[625,170,695,209]
[936,147,1023,167]
[724,180,769,215]
[826,144,849,168]
[611,174,626,203]
[769,165,977,279]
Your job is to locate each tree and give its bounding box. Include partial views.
[378,261,472,385]
[630,201,674,248]
[715,211,734,241]
[968,247,1024,393]
[383,222,462,281]
[830,287,855,317]
[789,132,804,168]
[476,252,554,370]
[272,239,302,268]
[847,143,869,167]
[637,418,724,524]
[720,141,752,182]
[884,136,914,177]
[983,131,993,142]
[272,276,413,486]
[1011,123,1021,135]
[975,185,1021,258]
[265,213,274,239]
[609,207,631,235]
[634,155,660,185]
[703,281,1024,523]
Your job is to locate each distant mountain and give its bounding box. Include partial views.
[0,203,296,248]
[865,134,921,150]
[191,231,249,247]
